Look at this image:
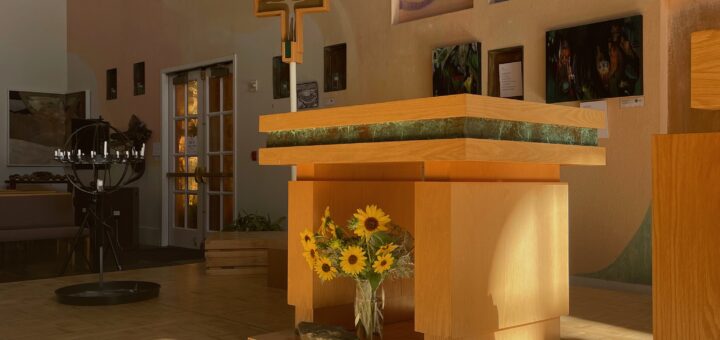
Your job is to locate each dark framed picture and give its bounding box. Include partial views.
[106,68,117,100]
[273,56,290,99]
[134,62,145,96]
[433,42,481,97]
[488,46,524,100]
[297,82,319,110]
[324,43,347,92]
[7,90,88,166]
[546,15,643,103]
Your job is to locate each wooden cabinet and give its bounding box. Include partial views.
[652,132,720,339]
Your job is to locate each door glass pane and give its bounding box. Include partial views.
[209,116,220,152]
[223,155,233,192]
[188,194,198,229]
[209,155,220,191]
[223,75,233,111]
[174,194,186,228]
[174,84,186,116]
[175,120,186,153]
[187,118,199,154]
[209,77,220,113]
[209,195,220,231]
[223,194,234,227]
[223,114,233,152]
[188,156,199,191]
[175,157,187,190]
[187,80,199,115]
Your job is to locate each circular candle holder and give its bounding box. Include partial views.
[54,120,159,306]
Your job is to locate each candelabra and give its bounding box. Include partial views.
[53,120,160,306]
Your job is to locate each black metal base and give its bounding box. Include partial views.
[55,281,160,306]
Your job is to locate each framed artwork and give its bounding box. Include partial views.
[324,43,347,92]
[488,46,524,100]
[433,42,481,97]
[393,0,473,24]
[107,68,118,100]
[546,15,643,103]
[7,90,89,166]
[297,82,319,110]
[134,62,145,96]
[273,56,290,99]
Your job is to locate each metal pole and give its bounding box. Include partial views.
[290,61,298,181]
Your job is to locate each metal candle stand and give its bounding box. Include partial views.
[53,121,160,306]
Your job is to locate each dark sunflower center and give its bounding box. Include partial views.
[304,235,311,242]
[310,249,316,257]
[348,255,358,265]
[381,260,387,266]
[322,264,331,272]
[365,217,379,231]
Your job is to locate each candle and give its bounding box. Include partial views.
[116,151,120,158]
[103,141,108,157]
[77,149,81,158]
[140,143,145,157]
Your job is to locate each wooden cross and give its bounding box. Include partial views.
[254,0,330,64]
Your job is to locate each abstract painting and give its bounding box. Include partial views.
[433,42,481,97]
[394,0,473,24]
[8,90,88,166]
[297,82,319,109]
[546,15,643,103]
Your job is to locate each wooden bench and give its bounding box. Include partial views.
[204,231,287,288]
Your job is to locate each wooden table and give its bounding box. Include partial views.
[259,94,605,339]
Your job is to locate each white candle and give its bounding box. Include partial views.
[140,143,145,157]
[103,141,108,157]
[116,150,120,158]
[77,149,81,158]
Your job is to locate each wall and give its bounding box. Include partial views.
[667,0,720,133]
[0,0,68,184]
[67,0,662,280]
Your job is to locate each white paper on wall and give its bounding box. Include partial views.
[499,61,523,98]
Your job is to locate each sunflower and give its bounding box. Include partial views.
[315,257,338,281]
[340,246,367,276]
[372,253,395,274]
[376,243,399,256]
[353,205,391,239]
[303,243,318,269]
[300,229,315,250]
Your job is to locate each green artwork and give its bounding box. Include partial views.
[433,42,481,96]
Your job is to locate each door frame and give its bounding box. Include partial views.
[160,55,238,247]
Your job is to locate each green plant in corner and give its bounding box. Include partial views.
[224,210,286,232]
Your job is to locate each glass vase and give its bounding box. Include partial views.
[354,279,382,340]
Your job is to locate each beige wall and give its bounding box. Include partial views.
[0,0,68,184]
[667,0,720,133]
[67,0,662,276]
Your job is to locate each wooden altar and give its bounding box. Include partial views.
[258,94,605,339]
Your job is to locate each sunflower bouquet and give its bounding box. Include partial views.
[300,205,414,339]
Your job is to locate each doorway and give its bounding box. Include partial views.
[163,61,235,249]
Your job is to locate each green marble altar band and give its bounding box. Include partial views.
[266,117,598,148]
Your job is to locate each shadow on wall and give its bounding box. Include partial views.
[580,205,652,285]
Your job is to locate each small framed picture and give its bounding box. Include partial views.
[134,62,145,96]
[488,46,524,100]
[297,82,319,110]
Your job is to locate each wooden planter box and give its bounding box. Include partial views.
[204,231,288,288]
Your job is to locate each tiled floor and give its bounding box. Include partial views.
[0,263,652,339]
